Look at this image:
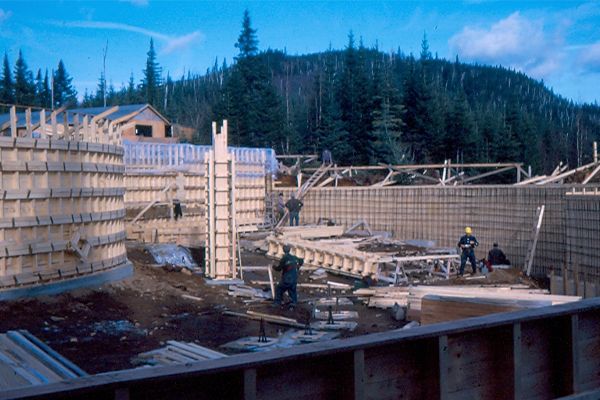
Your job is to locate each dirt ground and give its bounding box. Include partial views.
[0,243,405,374]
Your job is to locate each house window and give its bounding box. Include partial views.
[135,125,153,137]
[165,125,172,138]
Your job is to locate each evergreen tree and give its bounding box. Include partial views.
[126,73,138,104]
[96,71,107,106]
[371,61,406,164]
[235,10,258,58]
[53,60,77,107]
[141,38,162,107]
[41,70,51,108]
[13,50,35,105]
[0,53,14,104]
[337,33,374,164]
[223,10,285,150]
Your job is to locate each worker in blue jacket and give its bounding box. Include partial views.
[273,245,304,309]
[458,226,479,276]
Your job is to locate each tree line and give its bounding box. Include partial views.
[2,11,600,174]
[0,51,77,110]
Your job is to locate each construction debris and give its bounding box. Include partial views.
[134,340,226,367]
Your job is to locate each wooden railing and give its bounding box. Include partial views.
[2,298,599,400]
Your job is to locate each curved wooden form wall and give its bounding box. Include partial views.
[0,106,130,295]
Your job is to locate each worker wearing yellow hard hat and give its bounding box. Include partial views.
[457,226,478,276]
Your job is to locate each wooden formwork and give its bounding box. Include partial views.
[281,185,600,280]
[123,142,271,247]
[267,237,381,278]
[204,121,237,279]
[0,107,130,294]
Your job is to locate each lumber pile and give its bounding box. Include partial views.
[228,284,271,300]
[134,340,226,367]
[406,285,581,322]
[420,295,552,325]
[276,225,346,239]
[0,330,87,390]
[354,287,409,309]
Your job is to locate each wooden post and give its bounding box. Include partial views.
[25,108,32,137]
[10,106,17,138]
[353,349,365,400]
[205,120,237,279]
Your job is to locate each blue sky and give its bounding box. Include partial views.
[0,1,599,104]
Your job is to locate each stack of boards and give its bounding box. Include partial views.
[0,330,86,390]
[134,340,227,367]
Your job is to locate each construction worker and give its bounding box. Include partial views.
[173,198,183,220]
[272,244,304,309]
[488,242,510,266]
[457,227,479,276]
[285,192,303,226]
[276,192,286,221]
[322,149,333,165]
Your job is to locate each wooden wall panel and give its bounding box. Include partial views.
[0,107,130,294]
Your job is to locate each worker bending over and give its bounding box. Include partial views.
[272,245,304,309]
[458,226,479,276]
[488,242,510,266]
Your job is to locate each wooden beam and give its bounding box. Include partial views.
[582,164,600,184]
[460,166,516,184]
[91,106,119,123]
[131,182,175,224]
[304,162,523,172]
[537,161,600,185]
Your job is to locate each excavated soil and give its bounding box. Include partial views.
[0,245,404,374]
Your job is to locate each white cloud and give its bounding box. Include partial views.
[449,12,564,78]
[119,0,149,6]
[161,31,203,55]
[0,8,12,24]
[578,42,600,72]
[56,20,203,54]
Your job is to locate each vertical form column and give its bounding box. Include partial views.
[205,120,237,279]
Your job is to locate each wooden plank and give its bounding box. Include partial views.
[243,368,257,400]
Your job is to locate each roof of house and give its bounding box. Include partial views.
[0,103,170,128]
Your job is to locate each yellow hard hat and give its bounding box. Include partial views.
[465,227,472,234]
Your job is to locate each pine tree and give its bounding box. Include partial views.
[337,33,374,164]
[13,50,35,105]
[52,60,77,108]
[34,69,44,107]
[371,61,406,164]
[0,53,14,104]
[235,10,258,58]
[223,10,286,150]
[126,73,138,104]
[41,70,51,108]
[96,71,107,106]
[142,38,162,107]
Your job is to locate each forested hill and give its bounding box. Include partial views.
[17,12,594,175]
[159,43,600,174]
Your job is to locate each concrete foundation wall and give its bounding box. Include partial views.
[282,185,600,281]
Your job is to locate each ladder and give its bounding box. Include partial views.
[524,205,545,276]
[275,164,331,228]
